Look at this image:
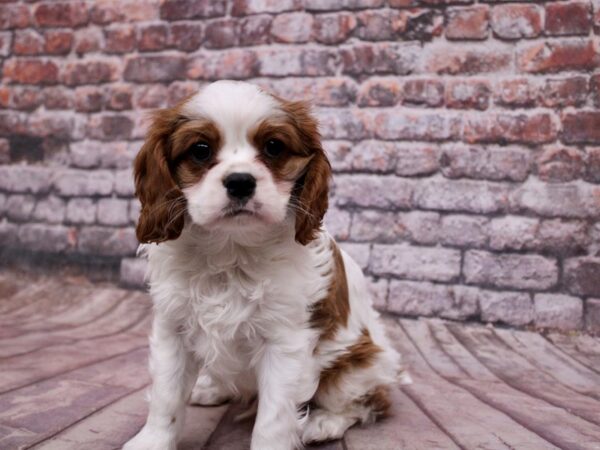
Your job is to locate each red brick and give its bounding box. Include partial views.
[357,78,401,107]
[307,0,385,9]
[316,108,370,140]
[261,78,357,107]
[334,174,413,209]
[564,257,600,297]
[124,55,186,82]
[491,4,543,39]
[373,110,461,141]
[169,23,203,52]
[44,30,73,55]
[271,12,313,43]
[187,50,258,80]
[62,60,117,86]
[562,111,600,144]
[591,74,600,107]
[495,78,537,107]
[546,1,591,36]
[445,79,490,110]
[90,0,160,24]
[518,40,598,74]
[463,112,557,145]
[28,113,74,138]
[535,219,589,256]
[86,114,134,141]
[0,86,42,111]
[585,147,600,183]
[313,13,357,45]
[232,0,301,16]
[75,86,104,112]
[425,44,511,75]
[257,47,336,76]
[104,25,136,54]
[536,147,585,183]
[204,19,238,49]
[106,85,132,111]
[0,4,31,29]
[3,59,59,85]
[402,9,444,41]
[43,87,74,110]
[340,42,419,75]
[403,79,444,107]
[0,138,8,164]
[538,77,587,108]
[138,23,168,52]
[13,29,44,55]
[167,81,198,106]
[354,9,406,41]
[133,84,167,109]
[78,226,138,256]
[74,27,103,54]
[238,15,272,46]
[0,31,11,57]
[34,1,88,28]
[446,5,489,40]
[160,0,226,19]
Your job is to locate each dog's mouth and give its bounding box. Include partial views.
[223,205,256,218]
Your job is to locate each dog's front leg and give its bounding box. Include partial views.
[124,315,199,450]
[251,343,315,450]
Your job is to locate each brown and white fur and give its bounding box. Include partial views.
[123,81,404,450]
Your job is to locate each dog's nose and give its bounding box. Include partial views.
[223,172,256,200]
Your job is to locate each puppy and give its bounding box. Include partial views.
[123,81,403,450]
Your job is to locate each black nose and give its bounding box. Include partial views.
[223,173,256,200]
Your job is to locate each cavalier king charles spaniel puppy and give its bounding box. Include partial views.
[124,80,403,450]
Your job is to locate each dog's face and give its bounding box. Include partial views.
[134,81,331,245]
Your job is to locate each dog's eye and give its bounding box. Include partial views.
[189,142,211,163]
[264,139,285,158]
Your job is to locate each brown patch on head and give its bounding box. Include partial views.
[134,99,222,243]
[310,241,350,341]
[317,328,383,394]
[250,97,331,245]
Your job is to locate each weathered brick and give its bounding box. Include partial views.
[334,174,413,209]
[0,3,31,29]
[18,223,75,253]
[124,55,185,82]
[366,277,388,311]
[338,242,370,270]
[440,145,531,182]
[402,79,444,107]
[120,257,148,288]
[356,78,401,107]
[350,210,403,243]
[160,0,226,19]
[440,215,489,248]
[63,60,118,86]
[238,15,271,46]
[590,74,600,108]
[5,194,35,221]
[43,87,74,110]
[263,78,357,107]
[534,219,589,255]
[44,30,73,55]
[203,18,238,49]
[313,12,357,45]
[106,85,133,111]
[539,77,587,108]
[138,23,168,52]
[488,216,538,251]
[401,9,444,41]
[257,47,336,77]
[445,79,490,110]
[78,226,138,256]
[306,0,385,10]
[187,50,258,80]
[54,169,114,196]
[169,22,203,52]
[479,290,533,326]
[3,59,59,85]
[66,198,97,224]
[584,147,600,183]
[271,12,313,43]
[534,294,583,331]
[323,207,351,241]
[562,111,600,145]
[104,25,136,54]
[564,257,600,297]
[28,113,74,139]
[490,4,542,39]
[546,1,591,36]
[97,198,130,226]
[373,110,461,141]
[372,244,461,282]
[0,165,53,194]
[0,31,11,57]
[414,178,511,214]
[325,140,397,173]
[0,220,18,247]
[463,112,557,145]
[232,0,301,16]
[316,108,369,140]
[13,29,44,55]
[31,196,66,224]
[354,9,405,41]
[0,139,8,164]
[133,84,167,109]
[86,115,134,141]
[0,86,43,111]
[446,5,489,40]
[90,0,160,24]
[129,198,141,224]
[75,86,104,112]
[395,144,440,176]
[34,2,88,28]
[464,250,558,290]
[74,27,103,55]
[340,42,419,76]
[517,40,598,74]
[425,44,511,75]
[167,82,198,106]
[536,146,585,183]
[586,299,600,334]
[495,78,537,107]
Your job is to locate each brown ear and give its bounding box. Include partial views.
[283,101,332,245]
[134,110,186,244]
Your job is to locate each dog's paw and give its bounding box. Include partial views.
[123,426,176,450]
[301,410,353,444]
[189,374,231,406]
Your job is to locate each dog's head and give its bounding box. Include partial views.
[134,80,331,245]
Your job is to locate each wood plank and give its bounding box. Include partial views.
[546,332,600,374]
[202,403,253,450]
[447,323,600,426]
[180,404,230,450]
[0,279,60,316]
[494,327,600,399]
[422,320,600,449]
[388,318,556,450]
[345,386,460,450]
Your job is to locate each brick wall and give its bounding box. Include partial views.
[0,0,599,334]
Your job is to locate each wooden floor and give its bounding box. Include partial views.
[1,271,600,450]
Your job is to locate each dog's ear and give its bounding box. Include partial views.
[282,101,332,245]
[134,109,186,244]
